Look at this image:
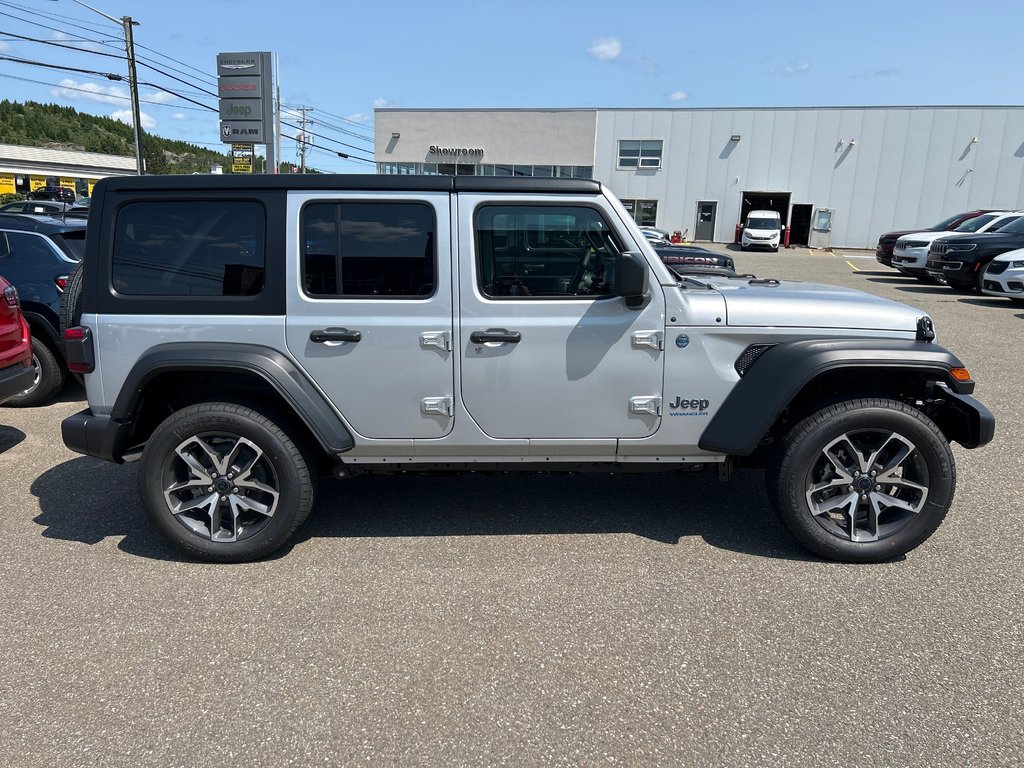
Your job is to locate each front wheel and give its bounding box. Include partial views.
[769,398,955,562]
[139,402,316,562]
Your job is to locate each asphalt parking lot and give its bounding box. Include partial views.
[1,248,1021,767]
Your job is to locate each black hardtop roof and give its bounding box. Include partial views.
[0,213,86,234]
[94,174,603,196]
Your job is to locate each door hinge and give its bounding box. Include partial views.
[629,396,662,417]
[421,397,453,417]
[420,331,451,352]
[632,330,664,351]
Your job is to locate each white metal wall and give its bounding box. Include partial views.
[594,107,1024,248]
[376,107,1024,248]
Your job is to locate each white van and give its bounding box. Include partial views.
[741,210,783,252]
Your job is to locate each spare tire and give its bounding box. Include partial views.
[59,262,85,384]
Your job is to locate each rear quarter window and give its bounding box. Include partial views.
[111,200,265,296]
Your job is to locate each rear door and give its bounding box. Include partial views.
[284,191,455,439]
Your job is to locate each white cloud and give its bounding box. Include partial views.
[111,109,156,130]
[52,78,129,106]
[0,41,9,52]
[588,37,622,61]
[766,61,811,76]
[346,113,370,124]
[668,91,688,102]
[50,79,176,108]
[373,98,397,108]
[171,113,188,120]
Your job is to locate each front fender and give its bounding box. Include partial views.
[698,338,986,455]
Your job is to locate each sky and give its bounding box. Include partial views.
[1,0,1022,173]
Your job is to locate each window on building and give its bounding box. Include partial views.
[112,201,265,296]
[618,139,663,170]
[475,205,623,299]
[620,199,659,228]
[301,201,435,298]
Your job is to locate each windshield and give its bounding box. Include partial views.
[929,212,973,230]
[954,214,998,232]
[986,216,1020,232]
[996,217,1024,235]
[746,218,778,230]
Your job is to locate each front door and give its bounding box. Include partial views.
[457,194,666,441]
[284,192,455,439]
[695,201,717,241]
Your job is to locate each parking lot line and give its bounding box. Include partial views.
[846,260,860,272]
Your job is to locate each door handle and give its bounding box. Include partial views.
[310,327,362,343]
[470,329,521,344]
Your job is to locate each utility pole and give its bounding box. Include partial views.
[297,107,311,173]
[122,16,144,175]
[274,53,281,174]
[71,2,144,175]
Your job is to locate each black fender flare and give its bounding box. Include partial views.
[698,338,991,455]
[111,342,355,454]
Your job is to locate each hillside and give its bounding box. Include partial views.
[0,100,282,175]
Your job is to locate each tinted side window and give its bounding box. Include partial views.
[4,231,60,263]
[301,202,435,298]
[475,205,622,298]
[112,201,265,296]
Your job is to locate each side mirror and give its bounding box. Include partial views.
[615,251,648,307]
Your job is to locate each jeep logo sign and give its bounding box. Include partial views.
[219,99,263,120]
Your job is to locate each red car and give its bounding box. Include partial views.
[0,275,34,406]
[875,209,997,267]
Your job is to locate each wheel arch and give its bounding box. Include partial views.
[698,339,994,456]
[112,343,355,460]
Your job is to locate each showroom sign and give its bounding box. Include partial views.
[428,145,484,156]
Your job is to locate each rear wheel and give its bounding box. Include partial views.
[3,337,65,408]
[769,398,955,562]
[139,402,316,562]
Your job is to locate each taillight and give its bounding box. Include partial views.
[3,284,19,308]
[64,326,95,374]
[55,275,68,292]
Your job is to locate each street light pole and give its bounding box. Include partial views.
[70,1,144,175]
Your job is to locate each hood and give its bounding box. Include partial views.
[716,279,925,332]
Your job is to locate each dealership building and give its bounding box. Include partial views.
[0,143,137,198]
[374,106,1024,248]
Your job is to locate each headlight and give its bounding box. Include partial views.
[945,243,977,252]
[1011,260,1024,268]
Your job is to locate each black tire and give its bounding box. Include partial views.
[59,262,84,337]
[3,337,66,408]
[914,273,943,285]
[59,263,86,385]
[139,402,316,562]
[768,398,955,563]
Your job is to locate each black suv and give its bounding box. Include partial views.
[27,186,76,204]
[925,217,1024,291]
[0,213,86,405]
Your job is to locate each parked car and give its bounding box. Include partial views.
[27,185,76,204]
[652,244,740,278]
[0,200,69,217]
[875,209,997,268]
[892,211,1022,281]
[979,248,1024,303]
[639,226,671,244]
[0,213,86,406]
[63,199,91,221]
[740,210,783,252]
[61,174,993,564]
[0,275,34,406]
[925,216,1024,291]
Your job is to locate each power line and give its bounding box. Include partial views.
[280,118,375,162]
[0,71,212,112]
[0,0,118,33]
[0,27,127,59]
[0,52,124,80]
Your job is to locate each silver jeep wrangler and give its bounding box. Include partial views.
[61,175,994,563]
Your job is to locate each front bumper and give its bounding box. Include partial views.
[0,359,34,405]
[892,246,929,273]
[61,409,132,463]
[981,263,1024,299]
[741,234,780,249]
